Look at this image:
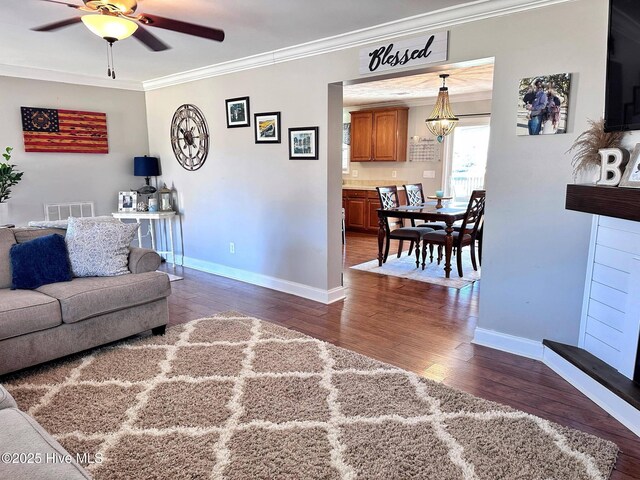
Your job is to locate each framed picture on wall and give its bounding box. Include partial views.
[225,96,250,128]
[289,127,319,160]
[516,72,571,136]
[118,191,138,212]
[254,112,281,143]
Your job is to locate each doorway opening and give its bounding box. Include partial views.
[335,57,494,301]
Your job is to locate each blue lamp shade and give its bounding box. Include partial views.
[134,156,160,177]
[134,156,160,194]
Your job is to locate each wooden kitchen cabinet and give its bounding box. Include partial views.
[342,189,406,235]
[349,107,409,162]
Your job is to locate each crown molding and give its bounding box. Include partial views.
[0,63,144,91]
[143,0,573,91]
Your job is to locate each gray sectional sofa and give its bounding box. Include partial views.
[0,226,171,376]
[0,384,91,479]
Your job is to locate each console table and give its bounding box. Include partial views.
[111,211,181,266]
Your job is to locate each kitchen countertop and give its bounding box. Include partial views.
[342,180,407,191]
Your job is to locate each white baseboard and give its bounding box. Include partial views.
[178,255,346,305]
[472,327,544,360]
[472,327,640,437]
[543,347,640,436]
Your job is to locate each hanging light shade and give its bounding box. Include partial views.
[81,14,138,41]
[425,74,459,143]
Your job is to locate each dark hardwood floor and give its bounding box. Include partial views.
[163,232,640,479]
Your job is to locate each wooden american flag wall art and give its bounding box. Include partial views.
[21,106,109,154]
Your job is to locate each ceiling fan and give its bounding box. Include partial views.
[32,0,225,78]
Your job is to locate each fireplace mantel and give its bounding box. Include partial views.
[566,184,640,222]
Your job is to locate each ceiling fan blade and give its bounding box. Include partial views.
[132,26,171,52]
[37,0,83,8]
[138,14,225,42]
[32,16,83,32]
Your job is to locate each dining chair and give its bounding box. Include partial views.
[420,189,485,276]
[453,189,485,265]
[402,183,447,230]
[376,186,434,267]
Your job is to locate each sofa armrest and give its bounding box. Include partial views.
[0,385,17,410]
[128,247,161,274]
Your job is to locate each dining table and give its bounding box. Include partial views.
[377,202,468,278]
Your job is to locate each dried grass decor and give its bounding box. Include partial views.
[567,118,625,179]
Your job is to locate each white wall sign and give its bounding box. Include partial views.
[359,32,448,75]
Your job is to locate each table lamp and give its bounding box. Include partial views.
[134,156,160,194]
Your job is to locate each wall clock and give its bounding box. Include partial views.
[170,104,210,171]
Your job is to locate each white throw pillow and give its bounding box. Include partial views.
[65,217,139,277]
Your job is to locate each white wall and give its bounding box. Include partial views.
[144,0,607,343]
[0,76,149,226]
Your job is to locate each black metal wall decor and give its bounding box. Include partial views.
[170,104,209,171]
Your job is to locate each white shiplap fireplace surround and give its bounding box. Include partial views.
[550,184,640,436]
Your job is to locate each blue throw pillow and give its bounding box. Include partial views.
[10,234,73,290]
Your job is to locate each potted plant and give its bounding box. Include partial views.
[0,147,24,225]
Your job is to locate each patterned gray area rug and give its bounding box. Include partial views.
[3,314,617,479]
[351,251,480,289]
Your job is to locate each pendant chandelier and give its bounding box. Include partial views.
[425,74,459,143]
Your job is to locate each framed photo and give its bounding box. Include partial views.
[289,127,319,160]
[620,144,640,188]
[517,72,571,136]
[225,96,250,128]
[254,112,281,143]
[118,191,138,212]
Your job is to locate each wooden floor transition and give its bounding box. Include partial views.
[163,232,640,479]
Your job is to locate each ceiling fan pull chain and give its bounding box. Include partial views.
[110,41,116,79]
[106,42,111,78]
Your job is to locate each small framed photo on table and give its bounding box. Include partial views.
[254,112,281,143]
[118,191,137,212]
[289,127,319,160]
[225,96,250,128]
[620,144,640,188]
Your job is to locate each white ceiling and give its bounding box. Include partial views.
[343,63,495,106]
[0,0,474,84]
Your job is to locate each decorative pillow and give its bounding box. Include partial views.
[10,234,72,289]
[65,217,139,277]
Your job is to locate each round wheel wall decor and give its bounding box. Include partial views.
[170,104,210,171]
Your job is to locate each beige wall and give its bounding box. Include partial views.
[144,0,607,343]
[0,76,149,226]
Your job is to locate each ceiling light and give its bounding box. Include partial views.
[81,14,139,79]
[425,74,459,143]
[81,14,138,41]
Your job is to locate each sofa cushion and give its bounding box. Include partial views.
[0,385,17,410]
[10,234,73,290]
[65,217,138,277]
[0,408,91,479]
[0,289,62,340]
[36,271,171,324]
[0,227,16,289]
[13,227,68,244]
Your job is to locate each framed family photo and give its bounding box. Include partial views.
[254,112,281,144]
[289,127,319,160]
[225,96,250,128]
[517,72,571,136]
[118,191,137,212]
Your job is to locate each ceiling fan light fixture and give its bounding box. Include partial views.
[425,74,459,143]
[81,14,138,41]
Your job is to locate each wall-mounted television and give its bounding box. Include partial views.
[605,0,640,132]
